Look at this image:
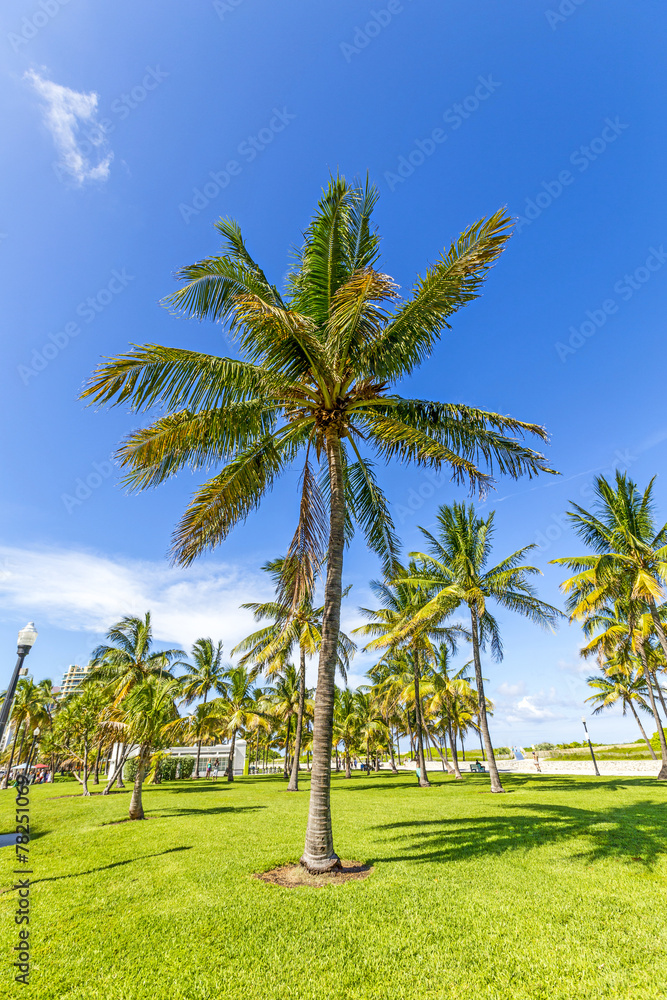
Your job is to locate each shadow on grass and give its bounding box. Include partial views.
[372,799,667,868]
[150,804,267,818]
[0,846,193,892]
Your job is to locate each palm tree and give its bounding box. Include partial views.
[427,647,476,779]
[333,686,361,778]
[405,502,562,792]
[179,638,227,777]
[81,178,555,870]
[552,473,667,775]
[120,675,181,819]
[357,566,463,788]
[89,613,185,792]
[56,685,107,795]
[552,473,667,669]
[1,679,49,788]
[574,595,667,777]
[215,665,258,782]
[585,666,656,758]
[354,690,389,771]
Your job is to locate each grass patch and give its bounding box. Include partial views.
[2,773,667,998]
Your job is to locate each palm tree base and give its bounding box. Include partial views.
[299,852,341,874]
[657,764,667,780]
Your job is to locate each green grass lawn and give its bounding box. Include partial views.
[2,772,667,999]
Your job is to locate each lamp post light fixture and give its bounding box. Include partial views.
[0,622,38,747]
[582,716,601,777]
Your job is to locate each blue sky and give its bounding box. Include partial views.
[1,0,666,746]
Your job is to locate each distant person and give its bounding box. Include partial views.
[415,762,421,785]
[532,751,541,772]
[206,762,212,778]
[213,759,220,780]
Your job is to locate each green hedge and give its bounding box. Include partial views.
[124,754,195,781]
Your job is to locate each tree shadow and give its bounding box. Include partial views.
[371,799,667,868]
[149,804,267,818]
[0,846,193,892]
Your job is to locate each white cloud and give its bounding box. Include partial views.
[0,544,273,653]
[512,695,557,721]
[497,681,526,697]
[25,70,112,184]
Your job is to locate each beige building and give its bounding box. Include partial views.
[60,664,93,697]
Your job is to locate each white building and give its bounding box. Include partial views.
[111,740,247,778]
[60,664,93,697]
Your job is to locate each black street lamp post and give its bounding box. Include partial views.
[0,623,38,748]
[582,716,601,777]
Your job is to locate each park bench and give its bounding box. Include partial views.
[469,762,486,773]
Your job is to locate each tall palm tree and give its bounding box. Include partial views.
[81,178,554,870]
[215,665,258,782]
[354,690,389,771]
[269,665,302,779]
[89,613,184,792]
[552,473,667,668]
[585,666,656,758]
[575,596,667,777]
[179,638,227,777]
[357,566,463,788]
[427,646,476,779]
[57,685,107,795]
[333,686,361,778]
[405,502,562,792]
[1,679,49,789]
[120,675,181,819]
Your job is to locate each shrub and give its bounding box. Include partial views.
[171,756,195,779]
[124,754,195,781]
[534,742,555,751]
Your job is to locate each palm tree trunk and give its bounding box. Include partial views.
[388,728,398,775]
[406,712,415,758]
[283,715,291,780]
[287,646,307,792]
[128,745,148,819]
[653,677,667,722]
[448,722,463,779]
[226,727,237,782]
[440,728,455,774]
[194,740,203,779]
[301,430,345,873]
[116,742,126,788]
[627,700,657,759]
[1,720,24,789]
[103,743,133,794]
[345,749,351,779]
[413,652,430,787]
[81,738,91,796]
[638,645,667,778]
[470,604,504,792]
[92,742,102,785]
